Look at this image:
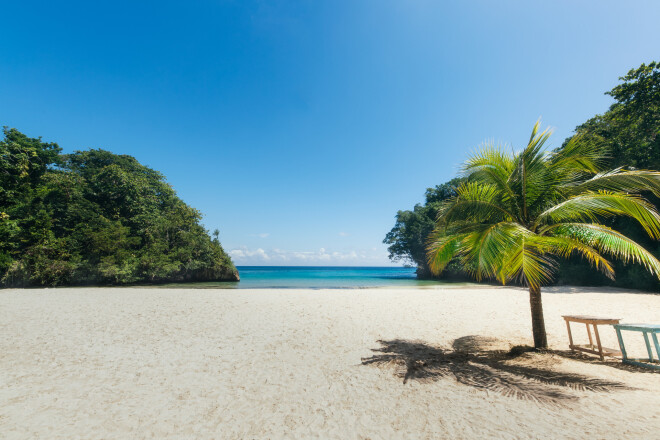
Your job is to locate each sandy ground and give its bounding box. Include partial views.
[1,285,659,439]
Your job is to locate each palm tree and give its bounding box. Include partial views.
[426,121,660,349]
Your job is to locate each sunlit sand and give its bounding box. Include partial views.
[1,286,659,439]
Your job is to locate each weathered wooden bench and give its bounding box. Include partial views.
[562,315,622,361]
[613,323,660,370]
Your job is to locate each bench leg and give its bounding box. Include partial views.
[565,320,574,349]
[593,324,604,361]
[643,332,654,362]
[586,323,594,348]
[652,333,660,364]
[615,328,627,361]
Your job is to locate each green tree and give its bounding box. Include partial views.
[427,122,660,349]
[555,61,660,290]
[0,127,61,208]
[0,128,238,287]
[384,178,463,278]
[572,61,660,171]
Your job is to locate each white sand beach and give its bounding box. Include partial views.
[1,286,659,439]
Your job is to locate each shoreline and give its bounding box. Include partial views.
[4,283,658,294]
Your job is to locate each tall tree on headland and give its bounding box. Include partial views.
[426,122,660,349]
[383,178,463,278]
[0,127,238,287]
[573,61,660,171]
[557,60,660,289]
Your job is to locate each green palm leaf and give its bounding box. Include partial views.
[544,223,660,277]
[462,144,520,211]
[570,168,660,196]
[497,233,557,289]
[549,134,607,176]
[534,235,614,279]
[426,231,465,274]
[438,182,514,224]
[458,222,522,281]
[537,192,660,239]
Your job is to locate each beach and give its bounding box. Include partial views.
[1,286,659,439]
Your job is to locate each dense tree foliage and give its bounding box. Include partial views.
[573,61,660,170]
[383,178,465,278]
[555,61,660,290]
[0,128,238,287]
[386,61,660,291]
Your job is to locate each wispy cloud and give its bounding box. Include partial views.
[228,246,393,266]
[249,233,270,238]
[228,247,271,261]
[338,232,349,237]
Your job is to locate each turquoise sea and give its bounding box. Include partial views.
[166,266,458,289]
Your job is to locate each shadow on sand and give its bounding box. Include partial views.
[550,349,660,374]
[362,336,631,404]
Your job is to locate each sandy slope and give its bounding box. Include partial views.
[1,285,659,439]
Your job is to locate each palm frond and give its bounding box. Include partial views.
[549,134,608,176]
[437,182,515,224]
[543,223,660,278]
[534,235,614,279]
[497,232,558,289]
[537,191,660,239]
[569,168,660,197]
[426,231,466,275]
[525,120,552,152]
[511,121,554,217]
[449,222,559,288]
[458,222,521,281]
[462,144,520,212]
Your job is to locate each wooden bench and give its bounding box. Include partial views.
[613,323,660,370]
[562,315,622,361]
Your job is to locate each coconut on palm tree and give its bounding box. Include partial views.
[426,121,660,349]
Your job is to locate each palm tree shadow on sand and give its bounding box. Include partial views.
[362,336,631,404]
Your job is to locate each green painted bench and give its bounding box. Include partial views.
[613,323,660,370]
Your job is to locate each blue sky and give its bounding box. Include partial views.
[2,1,659,266]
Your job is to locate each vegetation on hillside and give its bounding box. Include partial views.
[0,128,238,287]
[386,61,660,291]
[383,178,464,278]
[557,61,660,290]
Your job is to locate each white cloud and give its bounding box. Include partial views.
[228,246,394,266]
[249,233,270,238]
[338,232,349,237]
[229,247,270,261]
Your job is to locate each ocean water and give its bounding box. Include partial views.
[163,266,458,289]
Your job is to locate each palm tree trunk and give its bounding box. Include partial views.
[529,285,548,349]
